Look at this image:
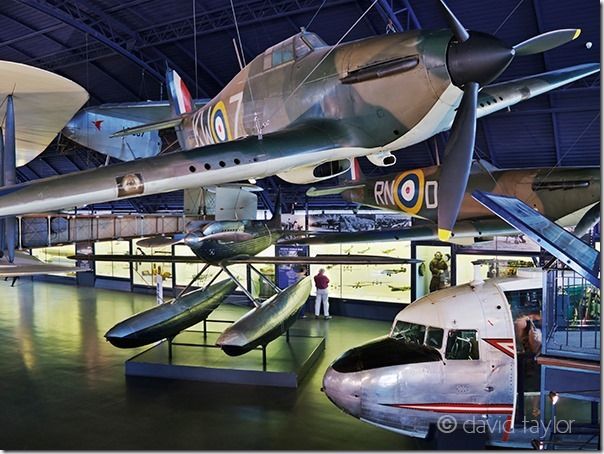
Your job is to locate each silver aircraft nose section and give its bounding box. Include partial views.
[322,366,362,418]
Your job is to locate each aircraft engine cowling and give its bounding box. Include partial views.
[277,159,351,184]
[366,150,396,167]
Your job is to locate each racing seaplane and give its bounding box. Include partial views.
[74,191,418,356]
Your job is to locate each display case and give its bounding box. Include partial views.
[93,240,130,279]
[31,244,77,277]
[308,241,412,304]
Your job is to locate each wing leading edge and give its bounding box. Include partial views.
[68,254,421,266]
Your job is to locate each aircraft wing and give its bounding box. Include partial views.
[0,251,89,277]
[0,121,357,217]
[0,264,88,277]
[77,99,208,123]
[68,253,420,265]
[476,63,599,119]
[280,218,519,245]
[224,255,421,265]
[0,60,89,166]
[306,184,366,197]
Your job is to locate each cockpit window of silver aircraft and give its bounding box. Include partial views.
[426,327,444,349]
[390,322,444,350]
[445,329,479,360]
[390,321,425,345]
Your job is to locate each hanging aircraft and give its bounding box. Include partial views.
[299,160,600,245]
[61,98,208,161]
[0,1,597,249]
[322,268,542,441]
[0,60,88,267]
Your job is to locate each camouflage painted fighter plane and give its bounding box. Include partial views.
[299,159,600,245]
[0,1,598,247]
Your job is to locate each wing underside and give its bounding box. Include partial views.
[68,254,421,265]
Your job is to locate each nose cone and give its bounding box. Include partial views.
[322,366,362,418]
[62,117,79,141]
[447,31,515,86]
[184,231,203,248]
[104,322,135,348]
[216,328,249,356]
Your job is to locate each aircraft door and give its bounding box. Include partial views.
[478,287,517,434]
[442,328,489,423]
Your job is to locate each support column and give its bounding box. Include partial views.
[0,126,5,255]
[5,96,16,263]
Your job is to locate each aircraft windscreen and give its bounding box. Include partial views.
[302,32,327,48]
[391,321,425,345]
[473,190,600,287]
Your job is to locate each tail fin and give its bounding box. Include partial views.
[166,68,194,116]
[349,157,364,182]
[268,189,282,228]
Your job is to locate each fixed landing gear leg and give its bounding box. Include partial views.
[178,263,211,297]
[249,264,282,294]
[262,345,267,371]
[221,265,260,307]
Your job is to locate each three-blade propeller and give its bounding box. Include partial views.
[436,0,581,240]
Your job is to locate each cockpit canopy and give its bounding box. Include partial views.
[390,320,479,360]
[263,31,327,70]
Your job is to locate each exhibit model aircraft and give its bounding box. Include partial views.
[75,194,418,355]
[300,160,600,245]
[0,1,596,244]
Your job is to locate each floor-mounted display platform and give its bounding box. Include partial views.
[125,326,325,388]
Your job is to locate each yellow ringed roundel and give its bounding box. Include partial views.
[393,169,424,214]
[210,101,232,143]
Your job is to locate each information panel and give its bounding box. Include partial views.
[473,190,600,287]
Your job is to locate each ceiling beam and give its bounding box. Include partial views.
[17,0,164,82]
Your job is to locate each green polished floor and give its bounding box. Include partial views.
[0,280,425,450]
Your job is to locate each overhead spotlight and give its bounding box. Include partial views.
[549,391,559,406]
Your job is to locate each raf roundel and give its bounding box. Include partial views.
[210,101,232,143]
[393,169,425,214]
